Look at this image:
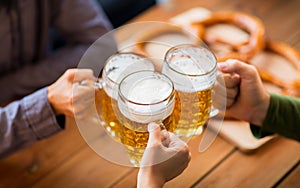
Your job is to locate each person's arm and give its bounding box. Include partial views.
[250,93,300,142]
[0,0,112,103]
[0,88,63,158]
[0,68,96,158]
[219,59,300,142]
[137,123,191,188]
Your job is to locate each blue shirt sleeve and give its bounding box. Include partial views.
[0,88,64,158]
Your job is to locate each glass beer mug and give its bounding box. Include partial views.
[116,70,176,166]
[162,44,218,138]
[94,53,155,142]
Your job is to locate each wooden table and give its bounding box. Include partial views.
[0,0,299,187]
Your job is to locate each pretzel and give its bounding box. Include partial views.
[133,23,203,58]
[250,41,300,97]
[192,11,266,62]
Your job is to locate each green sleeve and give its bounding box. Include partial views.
[250,93,300,142]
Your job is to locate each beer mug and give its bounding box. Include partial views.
[94,53,155,142]
[162,44,218,137]
[116,70,176,166]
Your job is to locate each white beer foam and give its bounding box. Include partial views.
[119,76,174,123]
[105,54,154,83]
[103,54,154,98]
[169,57,208,75]
[162,48,217,92]
[127,78,172,103]
[163,59,216,92]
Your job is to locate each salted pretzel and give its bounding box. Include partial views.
[192,11,266,62]
[250,41,300,97]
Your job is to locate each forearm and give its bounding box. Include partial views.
[0,88,63,158]
[250,93,300,142]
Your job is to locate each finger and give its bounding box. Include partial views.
[226,98,236,107]
[218,59,256,78]
[147,122,162,147]
[178,149,191,168]
[167,135,190,167]
[178,152,191,173]
[78,79,97,88]
[73,69,96,82]
[168,133,187,150]
[223,73,240,88]
[213,85,239,108]
[73,80,95,96]
[214,73,239,100]
[226,87,239,99]
[213,80,226,96]
[161,130,171,147]
[212,92,227,108]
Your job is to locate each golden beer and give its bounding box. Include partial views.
[95,89,120,138]
[117,71,176,166]
[119,113,174,165]
[162,44,217,137]
[171,88,212,137]
[95,53,155,142]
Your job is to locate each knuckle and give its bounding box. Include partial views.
[247,64,259,74]
[180,144,190,155]
[65,69,76,79]
[65,69,74,75]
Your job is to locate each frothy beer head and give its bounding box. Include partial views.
[118,71,175,124]
[163,44,217,92]
[102,53,155,99]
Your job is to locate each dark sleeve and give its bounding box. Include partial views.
[250,93,300,142]
[0,88,64,158]
[0,0,112,103]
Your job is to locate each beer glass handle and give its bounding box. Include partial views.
[209,70,222,118]
[93,78,104,89]
[157,122,167,130]
[157,122,171,146]
[210,107,219,118]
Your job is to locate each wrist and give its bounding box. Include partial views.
[137,168,165,188]
[47,86,59,116]
[249,92,270,126]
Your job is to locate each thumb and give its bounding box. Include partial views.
[147,122,162,147]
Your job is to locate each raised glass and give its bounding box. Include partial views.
[116,70,176,166]
[162,44,217,137]
[94,53,155,142]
